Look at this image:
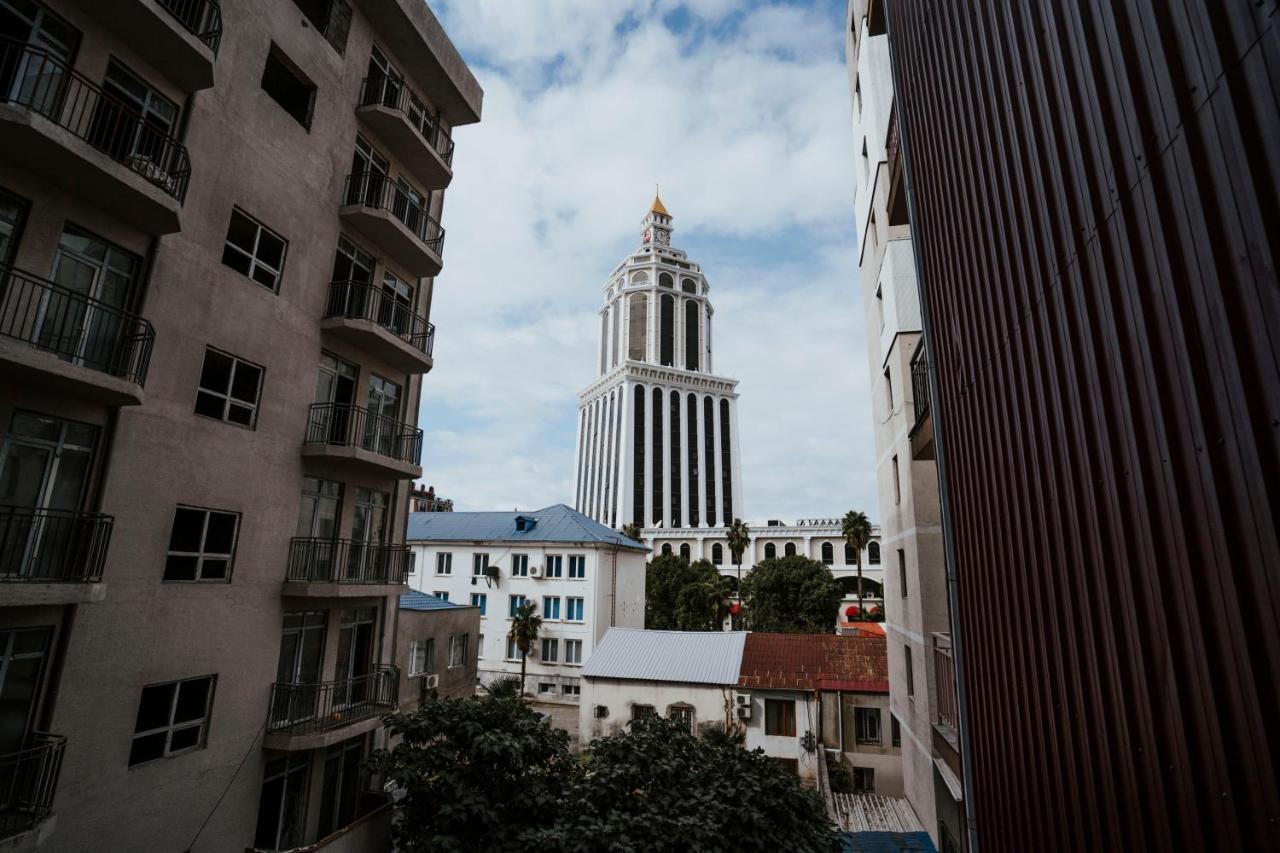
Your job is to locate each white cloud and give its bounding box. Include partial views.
[421,0,879,521]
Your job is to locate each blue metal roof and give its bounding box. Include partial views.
[406,504,648,551]
[837,832,937,852]
[399,590,463,611]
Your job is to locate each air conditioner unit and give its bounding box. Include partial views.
[425,673,439,689]
[734,692,752,707]
[736,705,752,720]
[528,565,543,578]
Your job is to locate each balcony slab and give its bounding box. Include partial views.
[0,337,145,407]
[301,443,422,480]
[356,103,452,191]
[337,205,442,278]
[280,580,406,599]
[64,0,216,91]
[0,814,56,853]
[320,316,433,374]
[0,582,107,608]
[263,713,386,752]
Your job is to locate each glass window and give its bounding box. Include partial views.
[472,553,488,575]
[448,633,468,668]
[436,552,452,574]
[542,597,560,620]
[408,638,433,676]
[566,597,584,622]
[511,554,528,577]
[631,703,656,721]
[222,208,287,291]
[668,705,694,732]
[821,542,834,565]
[545,555,563,578]
[253,752,310,851]
[505,636,524,661]
[564,639,583,665]
[164,506,239,581]
[507,594,526,618]
[195,347,263,427]
[129,675,216,766]
[764,699,796,737]
[855,707,881,745]
[712,543,723,565]
[261,44,315,129]
[567,555,586,579]
[540,637,558,663]
[470,593,486,615]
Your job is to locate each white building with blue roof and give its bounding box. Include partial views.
[405,503,648,702]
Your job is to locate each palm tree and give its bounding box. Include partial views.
[725,518,750,628]
[509,600,542,696]
[621,523,642,542]
[842,510,873,613]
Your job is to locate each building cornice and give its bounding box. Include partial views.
[578,363,739,402]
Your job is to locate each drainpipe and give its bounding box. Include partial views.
[883,2,979,850]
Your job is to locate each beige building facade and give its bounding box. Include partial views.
[0,1,480,850]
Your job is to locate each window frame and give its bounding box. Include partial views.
[221,207,288,292]
[542,596,561,621]
[471,553,487,575]
[540,637,558,663]
[163,505,241,582]
[448,633,468,668]
[545,554,563,578]
[436,552,452,575]
[855,707,882,745]
[129,674,217,767]
[408,638,434,676]
[507,594,527,618]
[470,592,487,615]
[567,554,586,579]
[564,639,583,665]
[194,347,264,429]
[764,698,797,737]
[511,553,529,577]
[261,43,316,130]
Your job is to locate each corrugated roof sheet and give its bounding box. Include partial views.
[406,504,647,551]
[738,633,889,692]
[582,628,747,685]
[399,590,463,611]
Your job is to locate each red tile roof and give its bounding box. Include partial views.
[738,633,889,693]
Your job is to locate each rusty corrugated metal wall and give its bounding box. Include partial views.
[885,1,1279,849]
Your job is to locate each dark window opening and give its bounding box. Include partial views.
[684,298,699,370]
[651,387,663,526]
[686,393,699,527]
[703,396,716,527]
[670,390,681,527]
[632,386,645,528]
[164,506,240,581]
[720,399,732,521]
[659,294,674,366]
[262,45,316,129]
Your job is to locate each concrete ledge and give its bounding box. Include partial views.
[281,580,406,599]
[0,581,107,608]
[301,443,422,480]
[262,713,387,752]
[355,103,453,191]
[320,316,433,375]
[0,338,145,407]
[65,0,216,91]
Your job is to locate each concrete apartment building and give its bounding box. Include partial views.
[845,1,959,848]
[394,590,479,710]
[0,1,480,851]
[406,505,648,702]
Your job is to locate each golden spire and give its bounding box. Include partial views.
[650,184,670,217]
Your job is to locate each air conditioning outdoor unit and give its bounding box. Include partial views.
[528,565,543,578]
[736,705,752,720]
[425,674,440,689]
[734,693,752,720]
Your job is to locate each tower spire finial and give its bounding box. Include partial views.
[649,186,670,217]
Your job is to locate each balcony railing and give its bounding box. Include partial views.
[287,537,411,585]
[325,280,435,356]
[0,507,112,583]
[267,667,399,736]
[358,74,454,165]
[304,403,423,466]
[157,0,223,52]
[0,38,192,201]
[933,632,959,731]
[910,340,930,435]
[0,733,65,838]
[0,264,154,384]
[342,172,445,257]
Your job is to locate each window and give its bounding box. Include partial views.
[855,707,882,745]
[542,597,561,620]
[679,543,691,561]
[164,506,239,581]
[891,714,901,747]
[562,683,580,696]
[541,637,558,662]
[631,704,656,721]
[568,554,586,579]
[477,635,484,658]
[472,553,488,576]
[254,753,310,850]
[892,455,901,505]
[317,735,365,836]
[545,555,563,578]
[885,366,894,411]
[97,60,177,164]
[505,636,524,661]
[764,543,776,559]
[407,552,416,574]
[290,0,351,53]
[566,597,584,622]
[408,638,433,676]
[905,644,914,698]
[508,594,527,618]
[261,45,315,129]
[222,208,287,291]
[898,549,907,598]
[538,682,556,694]
[712,543,723,564]
[432,591,448,601]
[448,633,468,668]
[845,543,856,564]
[195,348,263,427]
[668,704,694,732]
[773,757,800,776]
[129,675,216,766]
[565,639,583,664]
[784,542,797,557]
[868,542,881,564]
[436,552,452,575]
[661,544,672,556]
[511,554,529,577]
[853,767,875,793]
[765,699,797,737]
[821,542,834,565]
[470,593,487,615]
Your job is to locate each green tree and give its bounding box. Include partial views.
[741,555,843,633]
[646,555,730,630]
[484,675,524,700]
[841,509,873,610]
[620,522,642,542]
[556,717,837,852]
[725,517,751,584]
[508,600,542,695]
[371,695,573,852]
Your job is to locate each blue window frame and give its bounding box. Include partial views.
[470,593,487,615]
[508,594,526,617]
[566,597,584,621]
[545,555,563,578]
[568,555,586,579]
[543,597,561,620]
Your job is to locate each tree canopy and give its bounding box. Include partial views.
[645,554,731,630]
[741,555,843,633]
[374,699,838,853]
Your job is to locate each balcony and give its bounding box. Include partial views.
[321,281,435,374]
[338,174,444,278]
[301,403,423,479]
[355,74,454,191]
[909,341,935,460]
[0,508,111,607]
[65,0,221,91]
[931,632,963,782]
[0,733,65,849]
[282,537,410,598]
[885,103,908,226]
[0,264,154,406]
[263,667,399,751]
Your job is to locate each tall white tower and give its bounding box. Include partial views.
[574,194,743,530]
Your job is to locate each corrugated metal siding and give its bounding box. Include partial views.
[581,628,746,684]
[886,1,1280,850]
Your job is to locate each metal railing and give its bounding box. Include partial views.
[0,507,112,582]
[325,280,435,356]
[0,264,154,384]
[342,172,445,257]
[304,403,423,466]
[267,667,398,736]
[0,734,65,838]
[910,340,930,435]
[358,74,454,165]
[933,632,959,731]
[157,0,223,52]
[287,537,411,585]
[0,38,192,201]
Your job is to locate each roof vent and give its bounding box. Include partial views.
[515,515,537,532]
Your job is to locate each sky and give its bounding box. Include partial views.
[419,0,877,523]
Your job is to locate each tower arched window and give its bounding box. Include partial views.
[712,543,723,564]
[611,300,620,367]
[719,399,733,522]
[785,542,797,557]
[681,277,697,293]
[630,271,648,285]
[845,543,856,564]
[686,393,699,527]
[652,387,664,526]
[659,294,674,366]
[628,293,647,361]
[679,543,690,562]
[821,542,834,565]
[868,541,881,564]
[764,543,776,559]
[632,385,645,528]
[659,272,673,288]
[670,390,681,527]
[661,543,672,556]
[704,396,716,527]
[684,299,699,371]
[600,312,607,374]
